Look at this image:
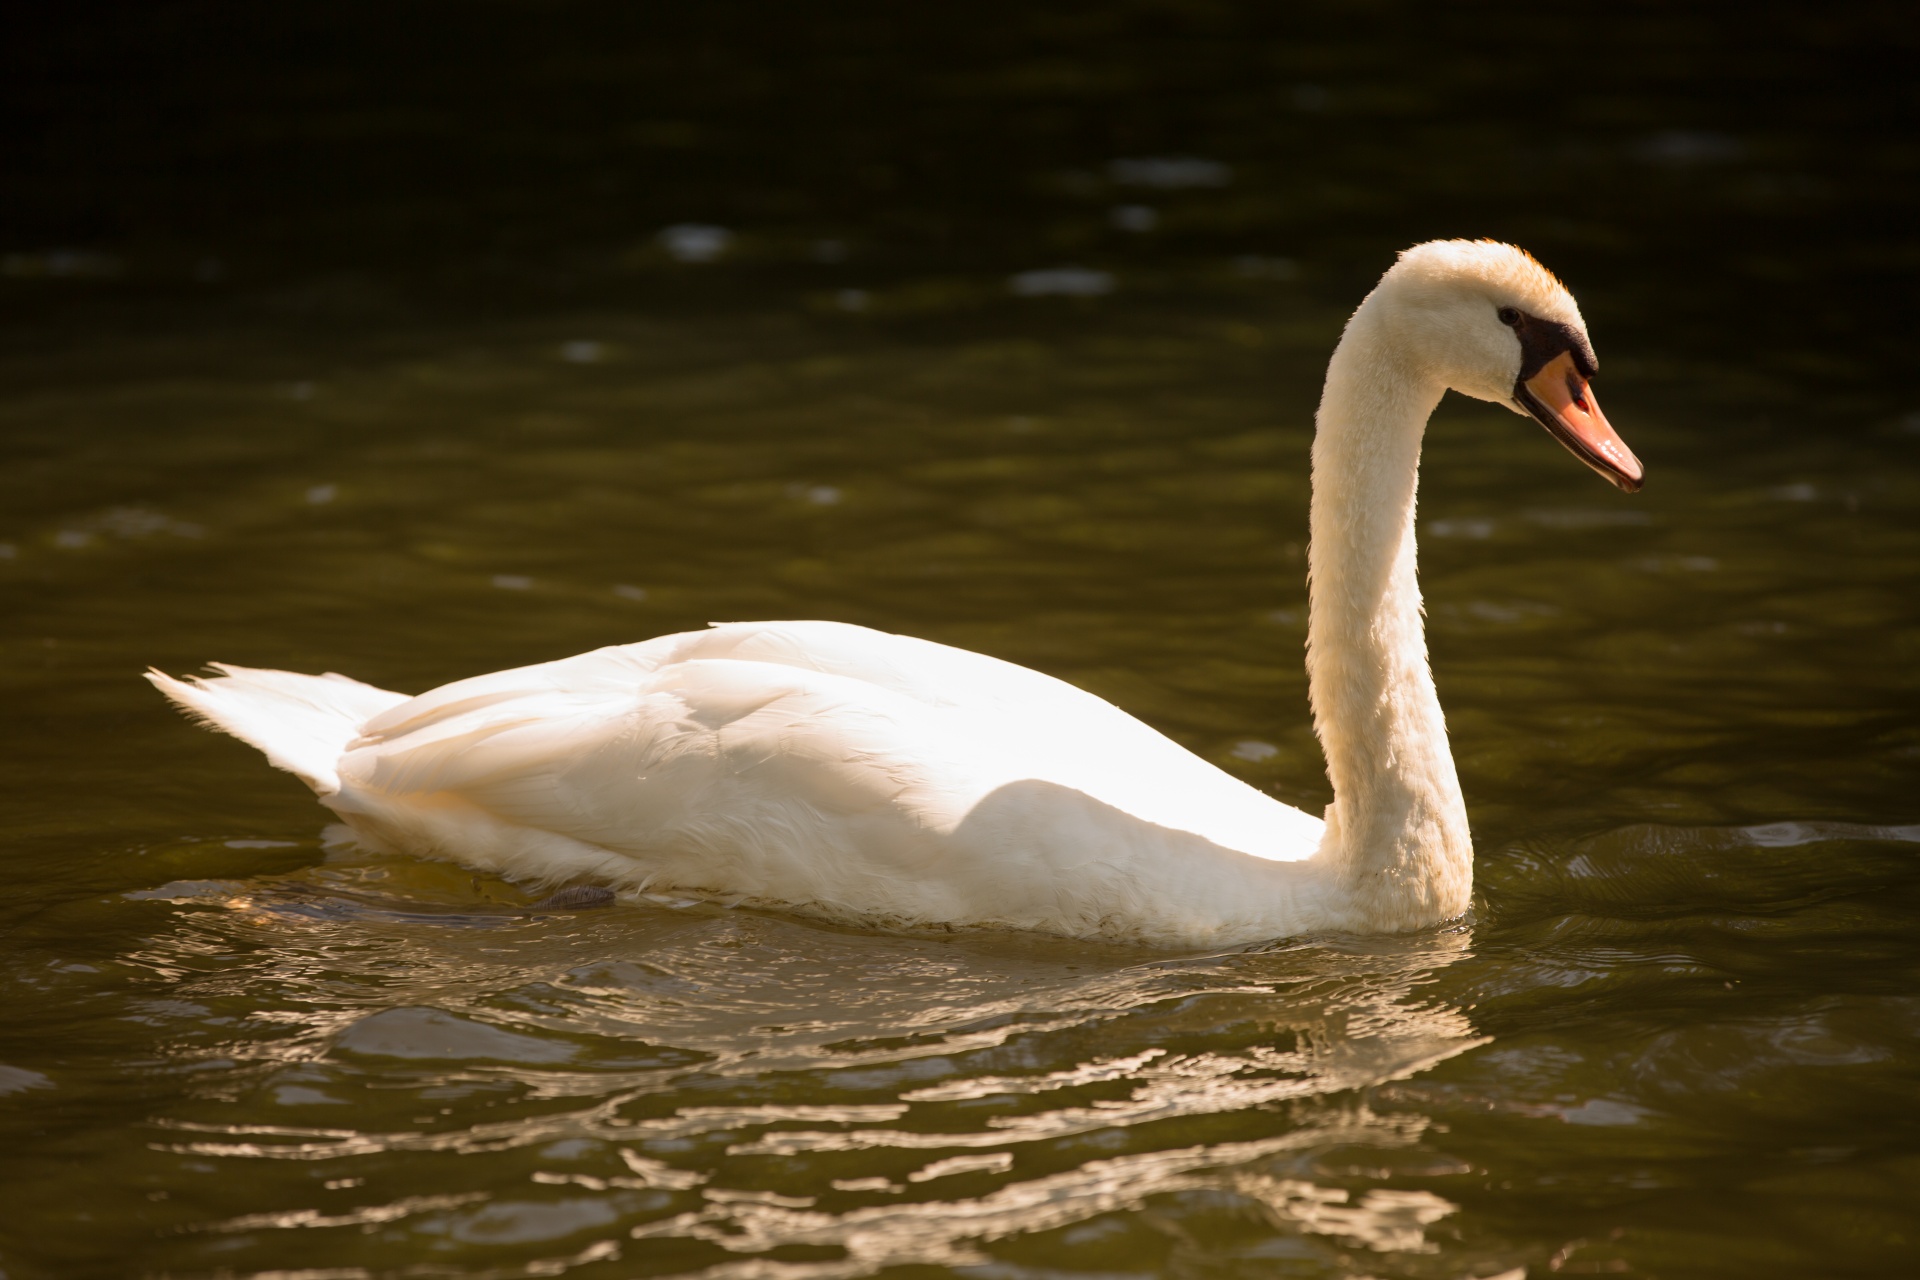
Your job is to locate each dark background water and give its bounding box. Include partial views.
[3,3,1919,1277]
[7,1,1916,358]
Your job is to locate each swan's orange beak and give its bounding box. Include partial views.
[1516,351,1643,493]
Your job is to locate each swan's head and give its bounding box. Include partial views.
[1377,239,1643,492]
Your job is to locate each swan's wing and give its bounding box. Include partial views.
[332,652,1325,942]
[352,620,1122,747]
[659,622,1325,860]
[353,638,684,743]
[335,656,1007,907]
[333,632,974,856]
[645,620,1079,713]
[341,621,1320,864]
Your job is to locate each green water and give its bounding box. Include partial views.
[5,3,1920,1276]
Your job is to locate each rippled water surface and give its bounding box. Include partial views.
[5,3,1920,1277]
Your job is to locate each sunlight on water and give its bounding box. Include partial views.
[117,853,1492,1277]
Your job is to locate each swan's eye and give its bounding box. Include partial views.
[1497,306,1521,327]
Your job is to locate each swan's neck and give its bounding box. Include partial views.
[1305,301,1473,928]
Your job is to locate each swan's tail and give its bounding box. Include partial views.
[146,664,411,796]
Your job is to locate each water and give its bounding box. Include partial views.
[4,3,1920,1276]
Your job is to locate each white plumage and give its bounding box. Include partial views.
[150,241,1639,948]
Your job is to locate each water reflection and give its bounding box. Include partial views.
[123,856,1485,1276]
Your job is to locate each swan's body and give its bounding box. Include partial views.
[151,241,1641,948]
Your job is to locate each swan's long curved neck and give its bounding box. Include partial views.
[1305,300,1473,928]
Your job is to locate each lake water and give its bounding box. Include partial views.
[3,4,1918,1277]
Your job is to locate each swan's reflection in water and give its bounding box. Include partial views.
[131,857,1492,1277]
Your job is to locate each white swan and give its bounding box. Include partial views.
[150,240,1641,949]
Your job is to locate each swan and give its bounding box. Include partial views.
[149,240,1642,949]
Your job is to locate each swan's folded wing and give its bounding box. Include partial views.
[334,656,980,853]
[663,620,1102,717]
[336,619,1321,867]
[666,624,1325,860]
[355,619,1121,750]
[345,621,951,749]
[352,635,697,744]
